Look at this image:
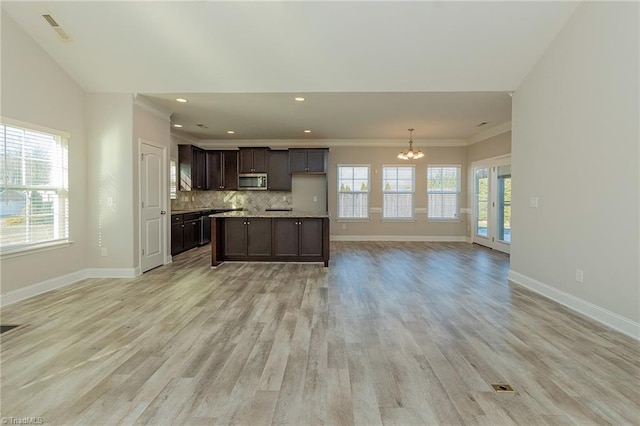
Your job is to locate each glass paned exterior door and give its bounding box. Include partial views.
[497,165,511,244]
[475,167,489,238]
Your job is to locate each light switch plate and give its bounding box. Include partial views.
[530,197,539,208]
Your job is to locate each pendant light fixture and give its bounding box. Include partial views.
[397,128,424,160]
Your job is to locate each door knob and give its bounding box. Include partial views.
[161,210,167,215]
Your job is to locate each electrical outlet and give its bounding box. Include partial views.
[101,247,108,257]
[282,195,286,202]
[530,197,539,208]
[575,269,584,283]
[313,196,318,202]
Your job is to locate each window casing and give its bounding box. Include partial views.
[382,165,414,219]
[170,160,177,200]
[0,119,69,253]
[337,165,369,219]
[427,166,461,220]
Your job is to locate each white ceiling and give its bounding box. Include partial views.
[2,1,580,141]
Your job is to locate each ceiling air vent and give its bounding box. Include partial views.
[42,14,72,42]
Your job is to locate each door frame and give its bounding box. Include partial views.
[470,154,511,254]
[138,138,169,272]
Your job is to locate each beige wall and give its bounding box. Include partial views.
[0,13,88,294]
[467,131,511,163]
[511,1,639,329]
[328,145,469,239]
[86,94,135,270]
[133,104,172,267]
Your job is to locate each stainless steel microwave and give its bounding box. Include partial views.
[238,173,267,190]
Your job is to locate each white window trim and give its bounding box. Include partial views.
[337,164,371,220]
[426,164,462,222]
[0,239,74,259]
[382,164,415,220]
[0,117,71,253]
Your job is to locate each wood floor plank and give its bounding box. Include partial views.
[0,241,638,425]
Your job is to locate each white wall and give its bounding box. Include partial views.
[0,12,88,294]
[511,2,639,333]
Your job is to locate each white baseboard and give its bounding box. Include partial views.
[1,267,140,307]
[0,269,88,307]
[330,235,469,242]
[508,270,640,340]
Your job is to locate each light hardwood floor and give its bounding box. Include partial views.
[1,242,638,425]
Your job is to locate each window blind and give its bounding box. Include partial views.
[337,165,369,219]
[427,166,460,219]
[382,166,414,219]
[0,121,69,251]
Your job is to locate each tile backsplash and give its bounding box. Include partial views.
[172,190,292,212]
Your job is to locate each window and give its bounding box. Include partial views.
[337,165,369,219]
[382,165,414,219]
[427,166,461,220]
[170,160,177,200]
[0,119,69,252]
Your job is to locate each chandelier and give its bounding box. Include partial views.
[397,128,424,160]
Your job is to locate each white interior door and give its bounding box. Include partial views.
[141,141,166,272]
[472,156,511,254]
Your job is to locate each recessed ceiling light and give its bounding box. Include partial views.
[226,130,235,134]
[176,98,188,103]
[304,130,312,133]
[294,97,305,102]
[173,124,183,128]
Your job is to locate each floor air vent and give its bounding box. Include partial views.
[491,384,515,393]
[1,324,28,335]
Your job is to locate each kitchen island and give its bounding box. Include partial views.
[209,210,330,267]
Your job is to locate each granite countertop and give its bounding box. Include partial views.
[171,207,242,215]
[210,210,330,219]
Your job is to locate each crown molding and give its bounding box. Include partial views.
[197,138,467,149]
[133,94,172,122]
[171,130,199,144]
[465,121,511,146]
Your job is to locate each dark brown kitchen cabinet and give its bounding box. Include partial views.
[273,218,323,258]
[211,216,329,267]
[267,150,291,191]
[206,150,238,190]
[171,215,184,255]
[224,218,272,258]
[239,148,269,173]
[178,145,206,190]
[289,148,328,174]
[171,213,201,256]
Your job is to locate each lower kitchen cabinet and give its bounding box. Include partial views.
[171,219,184,255]
[273,218,323,258]
[171,213,202,256]
[224,218,272,258]
[211,215,329,267]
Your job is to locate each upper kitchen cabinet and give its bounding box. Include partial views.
[239,148,269,173]
[267,150,291,191]
[289,148,328,174]
[178,144,206,190]
[206,150,238,190]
